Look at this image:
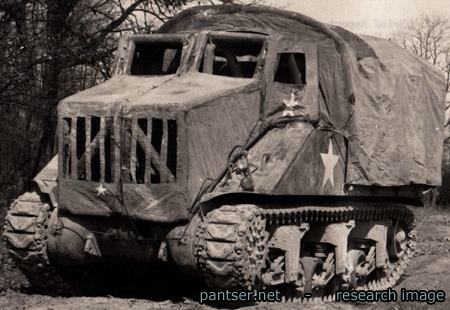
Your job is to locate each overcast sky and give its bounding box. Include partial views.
[268,0,449,38]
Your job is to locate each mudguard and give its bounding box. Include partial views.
[34,155,58,206]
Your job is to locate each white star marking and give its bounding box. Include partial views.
[282,110,295,117]
[282,91,300,117]
[283,91,300,108]
[320,140,340,188]
[96,183,107,196]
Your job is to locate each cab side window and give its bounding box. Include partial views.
[274,53,306,85]
[200,36,265,79]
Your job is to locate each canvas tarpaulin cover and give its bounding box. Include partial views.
[56,5,447,220]
[57,72,261,220]
[347,36,445,185]
[159,5,447,187]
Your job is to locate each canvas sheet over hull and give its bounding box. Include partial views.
[57,72,262,219]
[160,5,446,187]
[347,36,445,185]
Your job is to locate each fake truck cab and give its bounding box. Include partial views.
[4,5,446,301]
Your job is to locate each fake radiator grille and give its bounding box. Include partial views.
[61,116,177,184]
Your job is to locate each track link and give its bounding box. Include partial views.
[3,192,73,295]
[196,205,269,290]
[195,202,415,304]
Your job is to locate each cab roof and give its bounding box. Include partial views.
[158,4,377,60]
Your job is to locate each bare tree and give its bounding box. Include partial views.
[392,14,450,92]
[392,15,450,138]
[392,14,450,207]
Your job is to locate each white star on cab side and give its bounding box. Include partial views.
[283,110,295,117]
[96,183,107,196]
[282,91,300,117]
[320,140,340,188]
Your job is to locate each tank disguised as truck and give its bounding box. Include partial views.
[4,5,446,301]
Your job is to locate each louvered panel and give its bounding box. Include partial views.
[62,114,178,184]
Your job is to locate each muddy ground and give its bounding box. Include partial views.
[0,206,449,310]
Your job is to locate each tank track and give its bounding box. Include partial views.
[196,205,269,290]
[3,192,73,295]
[196,202,416,303]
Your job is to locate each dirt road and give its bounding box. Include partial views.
[1,207,449,310]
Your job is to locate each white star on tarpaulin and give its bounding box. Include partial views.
[96,183,107,196]
[282,91,300,117]
[320,139,340,188]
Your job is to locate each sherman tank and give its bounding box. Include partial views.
[3,5,446,302]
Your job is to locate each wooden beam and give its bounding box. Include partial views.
[130,118,138,183]
[160,119,168,170]
[70,117,77,180]
[121,119,132,183]
[145,118,153,183]
[210,32,266,44]
[114,115,121,184]
[190,33,208,73]
[123,40,136,75]
[253,40,268,78]
[203,44,215,74]
[85,117,91,181]
[99,117,105,183]
[136,127,174,183]
[106,118,115,183]
[76,133,100,177]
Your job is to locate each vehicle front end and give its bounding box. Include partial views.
[46,32,265,266]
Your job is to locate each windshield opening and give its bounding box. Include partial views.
[130,41,183,76]
[200,34,265,78]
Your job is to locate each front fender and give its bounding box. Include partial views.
[34,155,58,206]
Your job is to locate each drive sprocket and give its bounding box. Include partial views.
[196,204,269,291]
[3,192,73,295]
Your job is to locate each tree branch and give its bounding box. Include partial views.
[97,0,146,42]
